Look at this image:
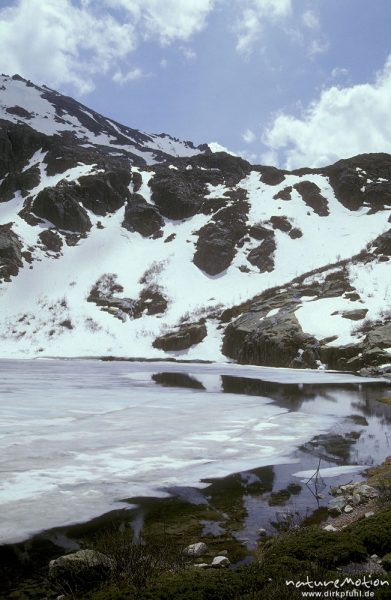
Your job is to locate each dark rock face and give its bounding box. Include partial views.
[270,215,292,232]
[289,227,303,239]
[0,165,40,202]
[256,165,286,186]
[247,236,276,272]
[370,229,391,257]
[150,169,208,220]
[324,153,391,211]
[38,229,63,253]
[32,186,92,232]
[249,224,273,240]
[0,224,23,281]
[294,181,329,216]
[340,308,368,321]
[150,152,251,220]
[193,190,249,275]
[122,193,164,238]
[153,323,207,351]
[77,170,132,216]
[273,186,292,201]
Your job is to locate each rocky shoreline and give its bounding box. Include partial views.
[2,448,391,600]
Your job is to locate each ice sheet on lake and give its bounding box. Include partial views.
[0,360,388,544]
[292,465,367,481]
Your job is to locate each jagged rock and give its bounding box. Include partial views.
[32,186,92,232]
[0,224,23,281]
[294,181,329,216]
[249,223,273,240]
[344,504,354,513]
[153,323,207,351]
[38,229,63,253]
[122,193,164,237]
[183,542,208,557]
[48,549,114,588]
[328,497,346,515]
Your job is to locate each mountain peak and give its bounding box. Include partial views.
[0,73,206,165]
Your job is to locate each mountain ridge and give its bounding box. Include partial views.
[0,74,390,373]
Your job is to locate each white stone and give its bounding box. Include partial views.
[184,542,208,557]
[365,511,375,518]
[323,524,338,532]
[211,556,230,568]
[258,528,267,536]
[344,504,353,513]
[193,563,209,569]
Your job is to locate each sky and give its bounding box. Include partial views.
[0,0,391,169]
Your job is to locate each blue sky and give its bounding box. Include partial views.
[1,0,391,168]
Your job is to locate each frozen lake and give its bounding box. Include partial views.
[0,359,390,545]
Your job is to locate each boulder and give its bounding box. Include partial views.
[328,497,346,515]
[48,549,114,588]
[211,556,230,568]
[153,323,207,351]
[183,542,208,557]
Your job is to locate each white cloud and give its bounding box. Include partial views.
[0,0,136,94]
[0,0,215,94]
[180,46,197,60]
[112,68,143,84]
[106,0,215,44]
[331,66,349,80]
[302,10,319,29]
[309,37,329,56]
[263,54,391,169]
[242,128,256,143]
[236,0,292,54]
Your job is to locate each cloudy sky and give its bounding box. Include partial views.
[0,0,390,168]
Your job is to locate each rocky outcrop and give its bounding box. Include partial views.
[193,190,249,275]
[38,229,63,253]
[32,185,92,232]
[247,236,276,272]
[87,274,168,321]
[153,323,207,351]
[224,309,321,368]
[294,181,329,216]
[324,153,391,211]
[0,224,23,281]
[122,193,164,237]
[77,170,131,216]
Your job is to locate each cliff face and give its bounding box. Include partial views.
[0,74,390,371]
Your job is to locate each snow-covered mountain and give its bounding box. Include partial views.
[1,74,390,372]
